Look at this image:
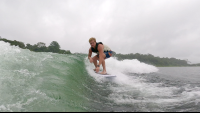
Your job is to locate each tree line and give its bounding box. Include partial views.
[1,37,199,67]
[0,38,71,54]
[112,52,200,67]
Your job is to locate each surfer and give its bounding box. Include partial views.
[88,37,113,75]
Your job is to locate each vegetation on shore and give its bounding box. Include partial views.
[111,52,200,67]
[1,37,199,67]
[0,38,71,54]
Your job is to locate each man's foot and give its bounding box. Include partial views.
[100,71,107,75]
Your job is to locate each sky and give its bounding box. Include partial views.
[0,0,200,63]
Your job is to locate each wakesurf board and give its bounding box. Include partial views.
[95,71,116,78]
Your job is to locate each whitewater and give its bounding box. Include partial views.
[0,41,200,112]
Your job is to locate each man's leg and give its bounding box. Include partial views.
[92,54,107,74]
[100,53,107,74]
[101,59,107,74]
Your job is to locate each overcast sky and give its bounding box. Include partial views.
[0,0,200,63]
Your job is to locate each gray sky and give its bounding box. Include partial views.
[0,0,200,63]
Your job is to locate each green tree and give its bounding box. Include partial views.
[26,43,33,50]
[48,41,60,53]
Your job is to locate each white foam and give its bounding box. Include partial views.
[85,56,200,107]
[108,81,200,107]
[85,56,158,83]
[106,57,158,74]
[0,41,21,55]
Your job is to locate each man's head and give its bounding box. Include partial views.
[89,37,96,48]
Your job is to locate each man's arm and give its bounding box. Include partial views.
[88,48,93,63]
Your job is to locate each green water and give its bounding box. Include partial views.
[1,41,200,112]
[0,41,123,112]
[0,41,101,111]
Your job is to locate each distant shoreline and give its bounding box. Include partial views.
[1,37,199,67]
[112,53,200,67]
[0,38,71,54]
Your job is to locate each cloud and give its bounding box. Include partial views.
[0,0,200,63]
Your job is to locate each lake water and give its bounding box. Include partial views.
[0,41,200,112]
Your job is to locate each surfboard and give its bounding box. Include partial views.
[95,71,116,78]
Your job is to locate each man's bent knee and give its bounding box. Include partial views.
[92,55,99,61]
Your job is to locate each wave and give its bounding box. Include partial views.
[1,41,199,112]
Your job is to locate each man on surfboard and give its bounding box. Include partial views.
[88,37,113,75]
